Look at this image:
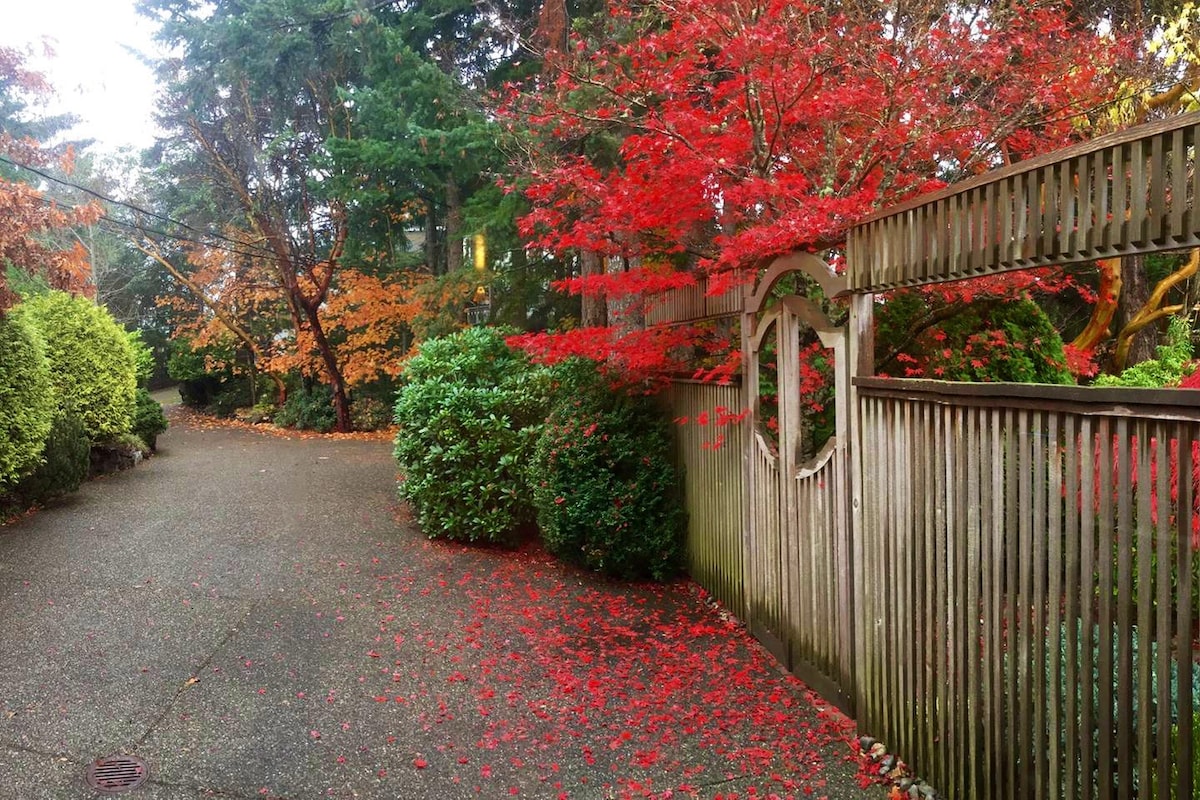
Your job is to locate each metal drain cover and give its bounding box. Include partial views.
[85,755,148,794]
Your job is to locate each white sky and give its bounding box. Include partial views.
[2,0,163,153]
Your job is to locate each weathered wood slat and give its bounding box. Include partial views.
[851,385,1197,800]
[1063,415,1081,799]
[1098,418,1115,800]
[1004,408,1019,800]
[1046,412,1063,800]
[1079,416,1097,800]
[663,383,746,617]
[1176,425,1195,800]
[1136,422,1154,795]
[1153,432,1171,799]
[1116,419,1133,797]
[847,112,1200,290]
[984,408,1002,796]
[1032,410,1048,800]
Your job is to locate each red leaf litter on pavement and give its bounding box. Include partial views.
[312,528,872,800]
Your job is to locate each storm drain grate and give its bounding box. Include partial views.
[84,755,149,794]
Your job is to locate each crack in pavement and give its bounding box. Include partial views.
[0,740,83,765]
[134,599,260,749]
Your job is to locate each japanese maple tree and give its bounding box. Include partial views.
[504,0,1140,378]
[0,47,100,312]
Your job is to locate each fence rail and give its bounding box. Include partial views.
[666,110,1200,800]
[855,378,1199,800]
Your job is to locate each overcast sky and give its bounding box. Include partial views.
[2,0,163,153]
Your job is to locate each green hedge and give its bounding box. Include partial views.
[530,361,686,581]
[132,389,169,451]
[393,327,553,543]
[13,291,136,440]
[14,412,89,503]
[0,313,54,486]
[274,384,336,432]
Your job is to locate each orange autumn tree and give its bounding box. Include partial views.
[152,231,429,406]
[143,233,290,403]
[273,268,429,389]
[0,47,100,312]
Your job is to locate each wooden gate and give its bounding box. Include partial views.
[742,255,856,711]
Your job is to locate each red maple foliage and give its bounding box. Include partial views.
[502,0,1138,381]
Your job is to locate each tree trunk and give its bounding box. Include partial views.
[1114,253,1156,369]
[580,250,607,327]
[300,298,352,432]
[535,0,569,62]
[425,209,439,274]
[137,240,287,404]
[445,177,464,274]
[607,253,644,333]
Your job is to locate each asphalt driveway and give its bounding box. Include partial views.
[0,407,879,799]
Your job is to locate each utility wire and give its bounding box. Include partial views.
[27,190,437,278]
[6,153,443,275]
[27,192,285,265]
[0,154,281,260]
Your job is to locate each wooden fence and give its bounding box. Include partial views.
[847,114,1200,290]
[656,111,1200,800]
[855,380,1198,800]
[665,381,746,618]
[645,275,742,325]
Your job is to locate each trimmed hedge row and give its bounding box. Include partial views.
[1,290,164,511]
[393,329,686,581]
[13,291,137,440]
[0,314,55,487]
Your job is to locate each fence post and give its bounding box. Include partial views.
[740,280,757,628]
[847,291,874,715]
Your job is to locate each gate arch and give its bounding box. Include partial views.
[742,255,855,711]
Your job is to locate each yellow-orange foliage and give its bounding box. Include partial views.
[273,269,429,387]
[156,234,288,378]
[162,234,429,390]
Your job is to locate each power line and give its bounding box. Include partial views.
[26,190,432,278]
[0,154,281,260]
[27,192,284,265]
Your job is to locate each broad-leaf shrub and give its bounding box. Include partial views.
[350,395,392,432]
[530,361,686,581]
[167,338,251,414]
[394,327,552,543]
[1095,315,1194,388]
[132,389,169,451]
[14,412,89,503]
[274,384,336,433]
[0,313,54,486]
[877,293,1073,384]
[13,291,136,439]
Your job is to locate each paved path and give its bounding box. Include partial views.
[0,409,879,799]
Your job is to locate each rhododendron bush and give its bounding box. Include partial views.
[530,360,686,580]
[502,0,1137,382]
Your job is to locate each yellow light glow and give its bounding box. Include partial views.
[473,233,486,271]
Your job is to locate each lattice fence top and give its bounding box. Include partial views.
[847,112,1200,293]
[645,274,743,325]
